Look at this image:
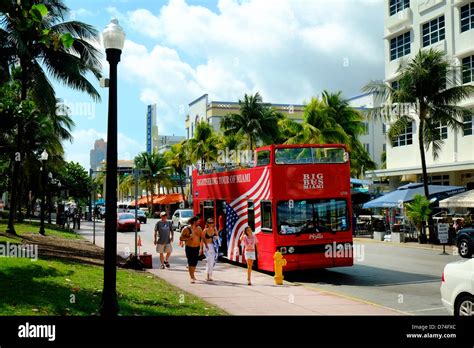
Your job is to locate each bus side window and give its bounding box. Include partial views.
[261,201,272,233]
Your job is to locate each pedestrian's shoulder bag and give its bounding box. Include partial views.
[179,226,192,241]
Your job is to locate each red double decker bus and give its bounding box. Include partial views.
[192,144,353,272]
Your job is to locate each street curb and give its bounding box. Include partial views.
[354,237,455,253]
[293,282,410,315]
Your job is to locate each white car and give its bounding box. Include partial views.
[171,209,194,231]
[440,258,474,316]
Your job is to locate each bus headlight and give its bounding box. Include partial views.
[279,247,287,254]
[288,247,295,254]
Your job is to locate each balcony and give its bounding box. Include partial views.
[386,7,413,33]
[418,0,445,13]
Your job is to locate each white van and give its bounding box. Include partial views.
[117,202,129,213]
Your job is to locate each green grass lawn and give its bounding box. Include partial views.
[0,220,81,240]
[0,257,226,316]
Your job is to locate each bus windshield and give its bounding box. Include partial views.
[277,199,349,234]
[275,147,346,164]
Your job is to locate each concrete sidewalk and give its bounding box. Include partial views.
[76,221,403,315]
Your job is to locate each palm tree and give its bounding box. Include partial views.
[405,194,432,243]
[188,121,219,170]
[363,49,474,199]
[134,152,151,212]
[164,141,189,198]
[281,97,349,145]
[220,92,282,150]
[1,1,102,234]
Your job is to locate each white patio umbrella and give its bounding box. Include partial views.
[439,190,474,208]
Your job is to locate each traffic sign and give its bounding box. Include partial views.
[437,223,449,244]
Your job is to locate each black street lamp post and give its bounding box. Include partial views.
[39,150,48,235]
[99,19,125,317]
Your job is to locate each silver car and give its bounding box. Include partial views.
[171,209,194,231]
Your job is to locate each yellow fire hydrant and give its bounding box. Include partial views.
[273,251,287,285]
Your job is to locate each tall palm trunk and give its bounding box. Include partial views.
[418,114,430,242]
[7,61,28,234]
[418,116,430,199]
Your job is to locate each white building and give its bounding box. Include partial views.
[369,0,474,189]
[347,93,387,169]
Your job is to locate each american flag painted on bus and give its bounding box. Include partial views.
[226,167,271,262]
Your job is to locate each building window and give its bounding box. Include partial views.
[389,0,410,16]
[382,123,387,134]
[435,121,448,140]
[460,2,474,33]
[462,55,474,84]
[390,32,411,61]
[464,114,473,136]
[422,15,445,47]
[430,174,450,186]
[392,122,413,147]
[363,122,369,135]
[364,143,370,152]
[383,144,387,152]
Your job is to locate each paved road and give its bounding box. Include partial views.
[77,218,401,315]
[285,240,460,315]
[78,218,459,315]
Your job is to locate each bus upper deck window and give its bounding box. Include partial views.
[256,150,270,166]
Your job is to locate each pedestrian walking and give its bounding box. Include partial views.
[240,226,258,285]
[154,212,174,269]
[180,216,203,283]
[202,218,218,281]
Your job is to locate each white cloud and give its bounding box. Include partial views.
[63,128,145,170]
[116,0,384,134]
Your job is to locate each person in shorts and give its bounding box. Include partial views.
[154,212,174,269]
[240,226,258,285]
[180,216,203,283]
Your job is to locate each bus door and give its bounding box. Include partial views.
[255,201,274,270]
[216,200,227,256]
[199,200,215,228]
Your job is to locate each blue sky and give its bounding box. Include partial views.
[59,0,385,169]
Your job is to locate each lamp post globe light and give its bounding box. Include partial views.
[39,150,48,236]
[100,19,125,317]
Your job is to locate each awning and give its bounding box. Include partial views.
[363,183,466,209]
[129,194,185,206]
[367,161,474,178]
[439,190,474,208]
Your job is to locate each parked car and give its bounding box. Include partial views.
[117,213,140,232]
[441,258,474,316]
[172,209,193,231]
[136,209,147,224]
[456,227,474,258]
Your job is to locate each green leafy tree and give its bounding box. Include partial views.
[188,121,219,170]
[164,141,190,199]
[405,194,432,242]
[220,92,282,150]
[364,49,474,198]
[1,0,102,234]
